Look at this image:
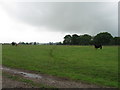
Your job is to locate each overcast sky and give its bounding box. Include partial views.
[0,0,118,43]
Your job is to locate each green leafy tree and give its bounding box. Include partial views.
[34,42,37,45]
[93,32,113,45]
[63,35,72,45]
[114,37,120,45]
[71,34,79,45]
[78,34,92,45]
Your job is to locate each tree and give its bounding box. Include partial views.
[18,42,25,45]
[26,42,29,45]
[63,35,72,45]
[113,37,120,45]
[108,37,120,45]
[71,34,79,45]
[93,32,113,45]
[34,42,37,45]
[56,42,62,45]
[11,42,16,46]
[78,34,92,45]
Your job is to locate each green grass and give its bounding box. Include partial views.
[3,72,52,88]
[2,45,118,87]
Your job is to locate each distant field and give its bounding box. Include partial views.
[2,45,118,87]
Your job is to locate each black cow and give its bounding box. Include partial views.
[94,44,102,49]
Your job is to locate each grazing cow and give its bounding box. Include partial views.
[94,44,102,49]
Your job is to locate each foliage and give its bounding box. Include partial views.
[113,37,120,45]
[93,32,113,45]
[63,35,72,45]
[63,32,119,45]
[11,42,17,46]
[78,34,92,45]
[71,34,79,45]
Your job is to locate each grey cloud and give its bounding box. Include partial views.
[3,2,118,36]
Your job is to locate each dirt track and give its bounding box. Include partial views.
[2,76,37,88]
[2,66,108,88]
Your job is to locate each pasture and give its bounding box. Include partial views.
[2,45,118,87]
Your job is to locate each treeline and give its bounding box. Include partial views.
[2,32,119,46]
[18,42,62,45]
[8,42,62,45]
[18,42,39,45]
[63,32,120,45]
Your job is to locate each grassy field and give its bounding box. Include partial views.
[2,45,118,87]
